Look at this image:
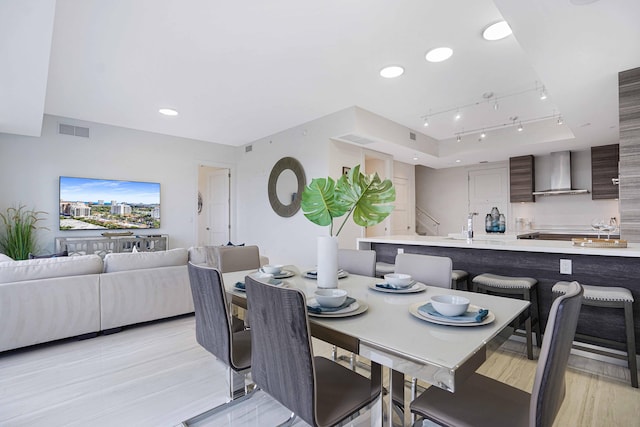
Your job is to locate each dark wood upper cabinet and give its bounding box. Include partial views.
[510,155,535,203]
[591,144,619,200]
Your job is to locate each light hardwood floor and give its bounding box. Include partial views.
[0,315,638,426]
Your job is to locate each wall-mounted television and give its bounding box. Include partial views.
[59,176,160,230]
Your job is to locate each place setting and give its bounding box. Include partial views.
[303,268,349,280]
[306,289,368,318]
[369,273,427,294]
[409,295,495,326]
[258,264,296,279]
[234,271,286,292]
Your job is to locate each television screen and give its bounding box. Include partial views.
[59,176,160,230]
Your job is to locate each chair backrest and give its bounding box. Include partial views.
[338,249,376,277]
[530,281,583,427]
[394,253,452,288]
[216,245,261,272]
[244,275,317,426]
[187,262,234,368]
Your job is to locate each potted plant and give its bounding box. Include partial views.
[301,164,395,287]
[0,205,48,260]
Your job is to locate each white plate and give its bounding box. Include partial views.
[307,300,369,318]
[368,281,427,294]
[259,269,295,279]
[408,302,495,326]
[304,270,349,280]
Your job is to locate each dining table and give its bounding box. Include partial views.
[222,265,530,427]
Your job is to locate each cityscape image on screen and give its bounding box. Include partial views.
[59,176,161,230]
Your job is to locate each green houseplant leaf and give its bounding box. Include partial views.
[301,164,395,236]
[0,205,48,260]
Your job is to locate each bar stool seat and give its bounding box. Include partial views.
[472,273,542,359]
[375,261,395,278]
[451,269,469,290]
[552,281,638,388]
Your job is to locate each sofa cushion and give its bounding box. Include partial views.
[0,253,13,262]
[0,254,103,284]
[188,246,208,265]
[103,248,188,273]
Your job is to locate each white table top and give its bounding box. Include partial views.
[358,234,640,257]
[223,266,529,393]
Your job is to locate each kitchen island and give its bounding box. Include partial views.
[358,235,639,356]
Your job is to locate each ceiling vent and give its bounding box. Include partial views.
[59,123,90,138]
[336,133,377,145]
[409,132,416,141]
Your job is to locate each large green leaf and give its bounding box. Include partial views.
[301,164,395,236]
[335,165,395,234]
[301,177,350,230]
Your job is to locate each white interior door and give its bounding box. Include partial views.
[365,157,391,237]
[468,167,508,233]
[206,168,230,246]
[391,176,409,235]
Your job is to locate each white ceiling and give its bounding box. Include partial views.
[2,0,640,168]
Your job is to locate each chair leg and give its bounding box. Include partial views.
[179,368,256,426]
[624,301,638,388]
[275,412,296,427]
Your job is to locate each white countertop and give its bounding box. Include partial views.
[358,234,640,257]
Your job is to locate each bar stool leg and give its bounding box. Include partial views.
[624,301,638,388]
[532,288,543,347]
[524,291,534,360]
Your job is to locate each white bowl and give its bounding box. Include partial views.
[261,264,283,275]
[384,273,413,288]
[314,289,348,308]
[431,295,470,317]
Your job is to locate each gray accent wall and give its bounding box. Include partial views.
[619,67,640,242]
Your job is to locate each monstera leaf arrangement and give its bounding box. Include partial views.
[301,165,395,236]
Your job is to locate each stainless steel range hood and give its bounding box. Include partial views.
[532,151,589,196]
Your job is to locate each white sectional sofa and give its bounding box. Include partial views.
[0,248,193,353]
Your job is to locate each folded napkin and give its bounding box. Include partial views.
[375,281,415,290]
[306,269,344,276]
[419,303,489,323]
[307,296,356,314]
[235,279,282,291]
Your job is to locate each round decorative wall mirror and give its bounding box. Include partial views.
[268,157,306,217]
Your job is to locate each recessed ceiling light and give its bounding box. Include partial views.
[482,21,512,41]
[159,108,179,116]
[455,159,461,163]
[425,47,453,63]
[380,65,404,78]
[413,156,419,161]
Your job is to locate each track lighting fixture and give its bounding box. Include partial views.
[423,117,429,127]
[539,86,547,100]
[480,130,486,139]
[454,109,461,120]
[557,115,564,125]
[517,122,523,132]
[456,135,462,142]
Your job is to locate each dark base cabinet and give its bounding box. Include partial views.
[371,242,639,354]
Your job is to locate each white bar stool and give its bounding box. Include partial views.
[452,270,469,290]
[552,281,638,388]
[472,273,542,359]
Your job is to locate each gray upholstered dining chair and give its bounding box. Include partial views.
[244,275,382,427]
[335,248,376,369]
[392,252,454,418]
[409,281,584,427]
[394,252,452,288]
[180,262,254,426]
[338,248,376,277]
[215,245,262,273]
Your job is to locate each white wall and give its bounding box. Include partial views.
[416,149,619,235]
[235,109,357,267]
[0,115,237,253]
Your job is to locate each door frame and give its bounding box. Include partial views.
[195,161,236,246]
